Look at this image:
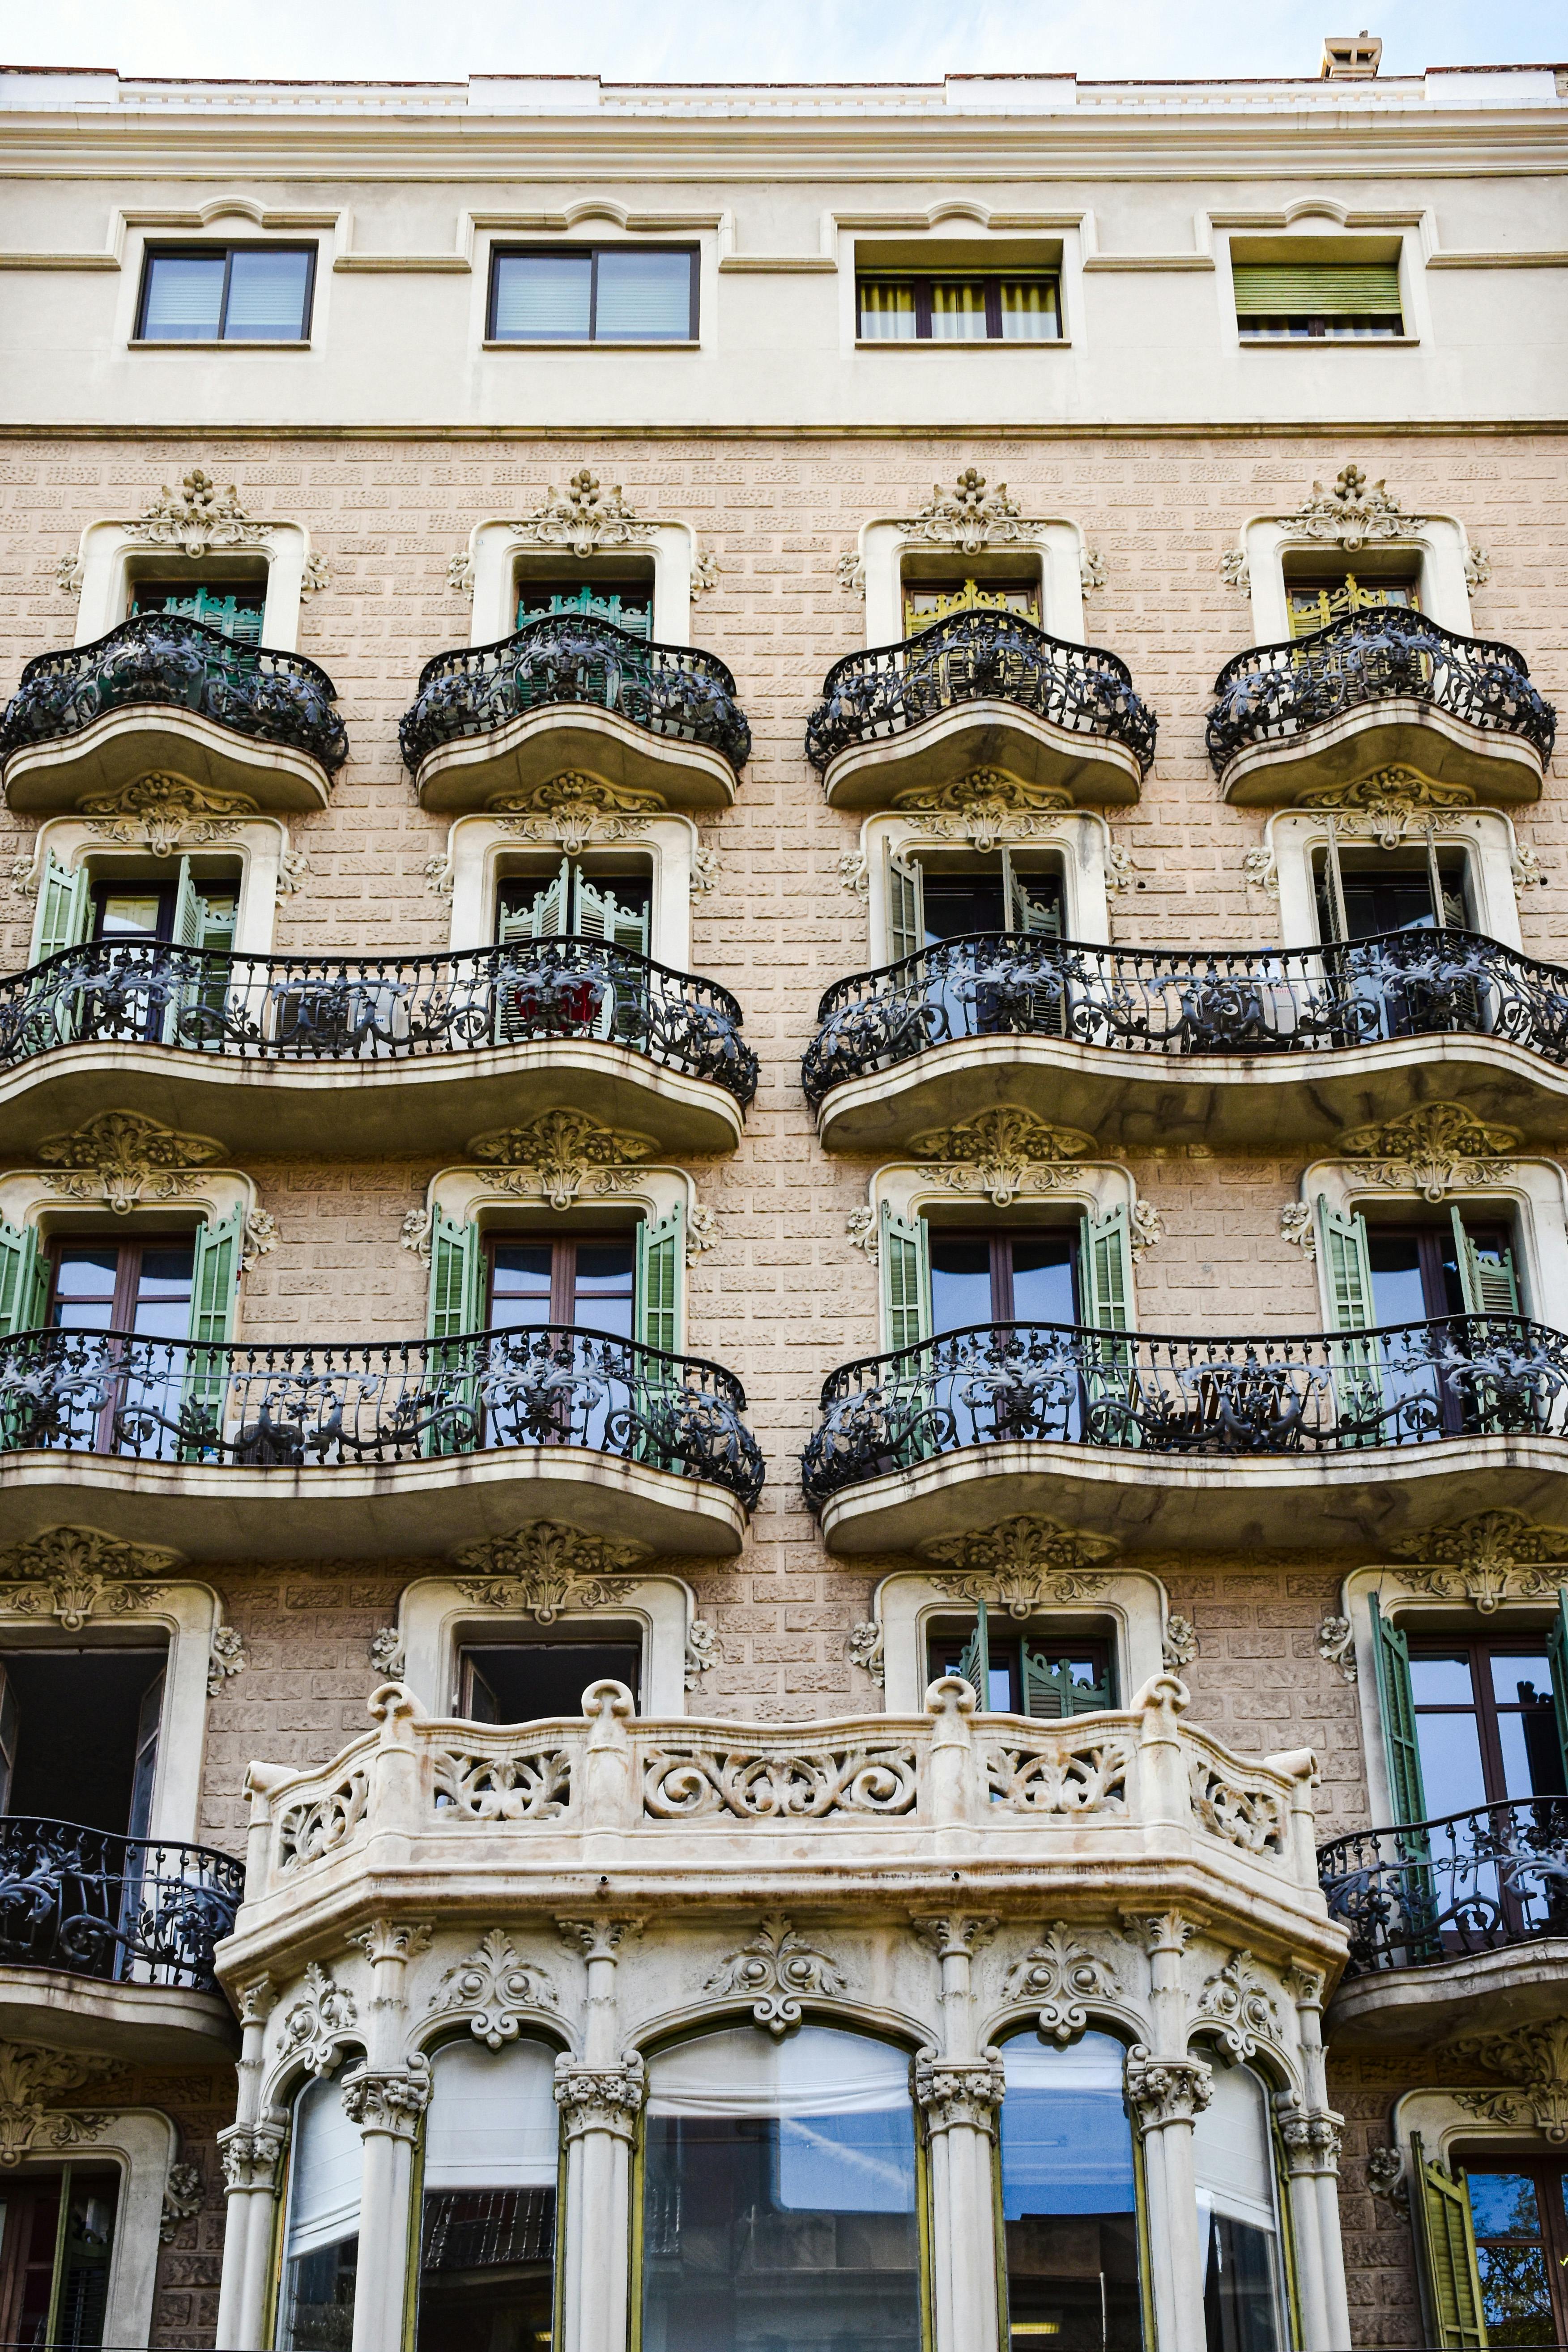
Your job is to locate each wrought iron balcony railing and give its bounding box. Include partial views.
[0,614,348,775]
[1205,605,1556,776]
[801,925,1568,1107]
[801,1312,1568,1508]
[0,934,758,1105]
[0,1815,243,1994]
[0,1325,765,1509]
[804,609,1157,776]
[1318,1797,1568,1977]
[399,612,751,774]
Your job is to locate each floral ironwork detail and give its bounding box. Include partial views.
[704,1914,848,2036]
[37,1110,225,1214]
[1321,1798,1568,1978]
[1336,1101,1521,1201]
[1004,1927,1123,2042]
[910,1106,1097,1206]
[427,1930,558,2047]
[0,1821,241,1994]
[452,1521,651,1622]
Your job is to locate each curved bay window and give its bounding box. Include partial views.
[996,2029,1142,2351]
[279,2076,361,2352]
[0,2165,120,2350]
[1193,2063,1289,2352]
[641,2024,922,2352]
[415,2039,558,2352]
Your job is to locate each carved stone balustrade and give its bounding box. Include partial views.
[804,927,1568,1153]
[399,614,750,811]
[0,614,347,812]
[0,933,756,1159]
[1206,606,1555,805]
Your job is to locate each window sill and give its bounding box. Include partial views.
[481,339,701,352]
[1237,333,1419,346]
[129,339,312,350]
[853,337,1069,351]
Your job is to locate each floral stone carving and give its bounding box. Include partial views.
[1124,2046,1213,2133]
[1389,1509,1568,1612]
[704,1914,848,2036]
[922,1514,1118,1615]
[0,1525,179,1632]
[1294,763,1476,837]
[1444,2017,1568,2141]
[468,1109,655,1212]
[0,2041,124,2169]
[126,469,273,558]
[899,469,1039,556]
[915,2053,1006,2134]
[80,775,261,858]
[1281,462,1422,552]
[38,1110,226,1214]
[452,1520,650,1621]
[911,1105,1098,1208]
[510,470,653,559]
[1317,1615,1357,1681]
[159,2162,205,2241]
[486,771,666,856]
[1197,1950,1283,2060]
[428,1930,558,2047]
[1334,1101,1520,1202]
[277,1963,358,2079]
[554,2054,645,2140]
[1004,1927,1123,2043]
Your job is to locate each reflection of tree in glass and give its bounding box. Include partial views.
[1469,2173,1541,2238]
[1475,2244,1554,2340]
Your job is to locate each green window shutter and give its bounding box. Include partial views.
[880,1202,930,1351]
[635,1206,685,1357]
[497,859,570,944]
[30,853,91,965]
[0,1221,45,1338]
[886,848,922,965]
[199,892,238,954]
[1002,849,1061,939]
[189,1202,245,1349]
[1450,1206,1521,1318]
[427,1209,484,1341]
[1411,2136,1487,2351]
[1319,1197,1375,1332]
[1370,1593,1427,1828]
[573,871,650,955]
[1234,263,1402,318]
[1547,1586,1568,1782]
[171,856,204,951]
[1079,1205,1132,1334]
[1023,1645,1113,1719]
[956,1602,992,1709]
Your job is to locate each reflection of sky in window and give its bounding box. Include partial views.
[775,2110,916,2214]
[999,2032,1135,2217]
[1467,2172,1541,2238]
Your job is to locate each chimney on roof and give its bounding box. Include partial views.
[1320,30,1383,78]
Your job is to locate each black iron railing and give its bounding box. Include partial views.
[801,925,1568,1107]
[399,612,751,774]
[1319,1798,1568,1977]
[805,609,1156,777]
[0,614,347,774]
[0,1325,765,1509]
[0,1815,243,1994]
[0,934,757,1105]
[801,1312,1568,1507]
[1206,605,1556,776]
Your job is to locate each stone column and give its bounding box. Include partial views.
[1125,2048,1212,2352]
[215,1974,283,2352]
[1281,1966,1351,2352]
[342,1918,433,2352]
[555,1917,643,2352]
[912,1915,1003,2352]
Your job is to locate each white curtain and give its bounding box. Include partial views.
[286,2077,363,2260]
[424,2038,558,2190]
[1193,2061,1280,2234]
[646,2024,910,2119]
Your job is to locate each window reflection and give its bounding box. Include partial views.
[1193,2064,1286,2352]
[997,2030,1143,2351]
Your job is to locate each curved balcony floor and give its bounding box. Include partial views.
[818,698,1145,811]
[4,701,334,814]
[1217,695,1547,808]
[409,702,739,814]
[0,1969,237,2063]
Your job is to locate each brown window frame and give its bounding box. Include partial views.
[928,1226,1081,1324]
[1459,2152,1568,2345]
[1409,1631,1567,1812]
[486,1228,637,1329]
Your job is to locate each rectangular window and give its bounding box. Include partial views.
[131,581,266,646]
[0,1647,166,1839]
[1233,260,1403,338]
[137,245,315,342]
[487,1231,637,1341]
[0,2165,120,2352]
[857,272,1060,343]
[1286,567,1419,640]
[489,246,696,343]
[928,1617,1113,1718]
[901,575,1041,634]
[1311,846,1466,943]
[460,1639,641,1722]
[929,1228,1078,1336]
[1463,2161,1568,2344]
[1408,1635,1566,1823]
[514,577,653,639]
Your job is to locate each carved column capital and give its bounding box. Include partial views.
[1280,2106,1345,2174]
[1124,2046,1213,2135]
[553,2054,646,2143]
[339,2060,430,2142]
[1119,1910,1197,1958]
[556,1916,644,1961]
[910,1913,999,1961]
[217,2118,288,2194]
[914,2051,1006,2137]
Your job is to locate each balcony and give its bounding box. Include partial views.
[0,614,347,813]
[0,1324,763,1560]
[802,1311,1568,1555]
[803,927,1568,1155]
[0,935,757,1159]
[221,1674,1338,1977]
[805,609,1156,809]
[400,613,750,813]
[1319,1799,1568,2044]
[0,1815,241,2061]
[1206,607,1556,806]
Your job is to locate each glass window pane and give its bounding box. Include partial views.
[1491,1653,1555,1709]
[223,247,311,339]
[1366,1233,1428,1327]
[493,253,592,341]
[490,1245,553,1331]
[594,249,692,341]
[571,1241,635,1340]
[51,1248,120,1333]
[1468,2172,1542,2238]
[141,254,225,339]
[999,2032,1142,2352]
[1496,1700,1567,1802]
[97,894,165,940]
[930,280,990,340]
[1410,1653,1477,1708]
[858,280,916,339]
[1009,1237,1076,1326]
[1000,279,1060,340]
[1193,2067,1283,2352]
[1415,1709,1488,1820]
[282,2078,361,2352]
[930,1236,993,1334]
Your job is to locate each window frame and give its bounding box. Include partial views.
[1458,2152,1568,2343]
[458,1632,644,1721]
[486,243,699,346]
[1407,1629,1567,1812]
[854,269,1061,344]
[133,242,318,346]
[485,1227,637,1334]
[927,1224,1081,1326]
[925,1617,1114,1717]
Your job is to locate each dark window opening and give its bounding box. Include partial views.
[857,273,1060,342]
[460,1639,642,1722]
[136,245,315,342]
[0,2165,120,2352]
[417,2188,554,2352]
[928,1618,1113,1719]
[889,848,1063,959]
[1365,1217,1515,1328]
[489,246,697,343]
[487,1231,636,1341]
[929,1227,1078,1336]
[130,579,266,645]
[0,1649,165,1838]
[1311,848,1467,942]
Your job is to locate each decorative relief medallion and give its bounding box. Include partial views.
[704,1914,848,2036]
[160,2158,205,2239]
[510,470,653,559]
[910,1105,1098,1208]
[300,551,332,596]
[1280,462,1422,552]
[0,2041,124,2168]
[921,1513,1118,1615]
[1335,1101,1521,1202]
[126,469,273,558]
[1365,2144,1407,2204]
[277,1964,358,2079]
[1004,1927,1123,2044]
[0,1525,179,1632]
[1278,1203,1316,1256]
[451,1521,651,1621]
[55,552,84,599]
[1196,1950,1283,2060]
[1219,549,1250,594]
[463,1109,655,1213]
[428,1930,560,2048]
[367,1627,405,1679]
[1387,1508,1568,1612]
[38,1110,226,1214]
[1162,1614,1198,1671]
[80,775,262,858]
[899,469,1040,556]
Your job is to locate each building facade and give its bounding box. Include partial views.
[0,42,1565,2352]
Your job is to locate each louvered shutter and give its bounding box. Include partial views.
[1449,1206,1521,1317]
[880,1202,930,1352]
[955,1602,992,1710]
[182,1202,245,1457]
[1410,2136,1486,2351]
[1079,1205,1132,1333]
[635,1206,685,1358]
[1547,1587,1568,1785]
[29,852,91,965]
[0,1665,16,1815]
[573,871,650,955]
[497,861,570,943]
[427,1209,484,1341]
[1022,1645,1113,1719]
[1370,1593,1426,1828]
[0,1220,45,1338]
[161,855,206,1046]
[1002,850,1062,938]
[886,848,922,966]
[1234,263,1402,319]
[1317,1195,1384,1440]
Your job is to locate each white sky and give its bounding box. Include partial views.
[1,0,1561,85]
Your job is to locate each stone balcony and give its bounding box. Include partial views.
[805,609,1156,809]
[1206,607,1556,806]
[1319,1797,1568,2046]
[803,1312,1568,1554]
[220,1672,1340,1975]
[0,1815,241,2062]
[0,1325,764,1561]
[399,613,750,813]
[0,934,756,1160]
[0,614,347,813]
[802,926,1568,1153]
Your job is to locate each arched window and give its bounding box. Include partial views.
[415,2039,558,2352]
[1192,2061,1288,2352]
[642,2024,921,2352]
[279,2076,361,2352]
[997,2028,1143,2349]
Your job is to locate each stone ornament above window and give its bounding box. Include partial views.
[1334,1100,1521,1200]
[897,467,1042,556]
[452,1518,652,1619]
[77,775,264,859]
[509,469,654,559]
[911,1104,1098,1206]
[1441,2016,1568,2141]
[1294,763,1478,831]
[0,2040,126,2168]
[465,1108,656,1213]
[37,1108,226,1214]
[426,1928,559,2047]
[1281,461,1423,552]
[921,1511,1120,1612]
[1388,1507,1568,1612]
[703,1913,849,2036]
[0,1523,181,1632]
[125,469,274,559]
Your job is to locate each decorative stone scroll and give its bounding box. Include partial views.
[0,1525,179,1632]
[1196,1950,1284,2060]
[1444,2016,1568,2141]
[368,1627,405,1679]
[898,469,1040,556]
[910,1106,1099,1208]
[427,1930,559,2047]
[643,1738,919,1823]
[1334,1101,1521,1202]
[1386,1508,1568,1613]
[464,1110,655,1212]
[1280,463,1423,552]
[1124,2046,1213,2133]
[0,2041,123,2168]
[277,1771,370,1872]
[484,771,666,856]
[510,470,653,559]
[1162,1615,1198,1671]
[683,1620,720,1687]
[846,1619,886,1686]
[984,1734,1130,1816]
[159,2162,205,2243]
[1294,763,1477,836]
[38,1110,226,1214]
[80,775,263,858]
[1004,1927,1124,2043]
[921,1513,1118,1615]
[429,1744,572,1821]
[126,469,273,558]
[277,1964,358,2080]
[703,1914,848,2036]
[1317,1615,1357,1682]
[1189,1759,1289,1858]
[451,1520,651,1621]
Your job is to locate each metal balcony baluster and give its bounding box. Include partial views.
[1318,1796,1568,1974]
[0,1815,243,1994]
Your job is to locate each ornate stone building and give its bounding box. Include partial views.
[0,38,1564,2352]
